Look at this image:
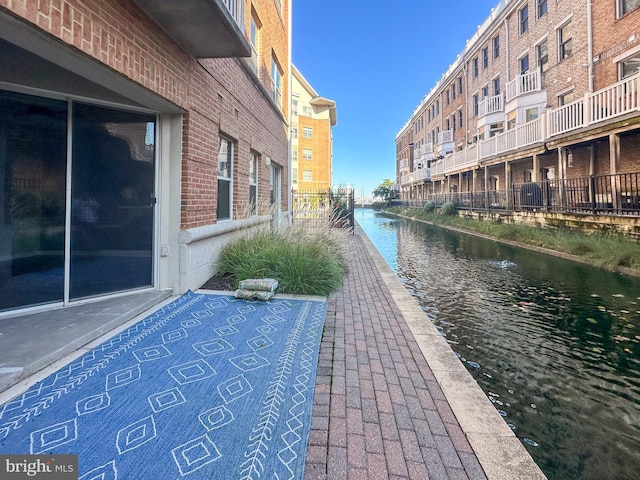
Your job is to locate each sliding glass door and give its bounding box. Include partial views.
[0,91,156,312]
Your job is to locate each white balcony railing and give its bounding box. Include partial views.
[548,71,639,136]
[437,129,454,144]
[478,116,544,161]
[223,0,244,28]
[400,168,431,186]
[506,68,541,102]
[478,93,504,118]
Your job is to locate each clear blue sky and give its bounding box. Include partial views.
[292,0,500,199]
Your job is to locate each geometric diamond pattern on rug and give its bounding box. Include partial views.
[133,345,171,363]
[167,359,217,385]
[171,434,221,476]
[192,338,233,356]
[148,387,186,412]
[105,364,141,391]
[30,419,78,454]
[198,405,234,431]
[116,415,156,454]
[76,393,111,416]
[0,291,327,480]
[217,374,254,404]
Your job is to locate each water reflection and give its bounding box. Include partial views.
[356,208,640,480]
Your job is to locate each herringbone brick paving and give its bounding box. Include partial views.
[304,232,487,480]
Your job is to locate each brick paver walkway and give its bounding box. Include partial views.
[304,232,487,480]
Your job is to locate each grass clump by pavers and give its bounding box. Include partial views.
[215,226,350,296]
[386,206,640,273]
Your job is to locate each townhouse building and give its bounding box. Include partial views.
[396,0,640,237]
[291,65,337,191]
[0,0,291,314]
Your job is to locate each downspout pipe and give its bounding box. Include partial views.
[587,0,594,91]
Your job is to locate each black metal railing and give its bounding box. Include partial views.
[394,172,640,216]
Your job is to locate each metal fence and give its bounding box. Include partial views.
[394,172,640,216]
[291,187,355,232]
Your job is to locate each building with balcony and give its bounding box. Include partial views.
[0,0,291,314]
[396,0,640,235]
[291,65,337,191]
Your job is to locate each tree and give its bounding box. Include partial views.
[372,179,395,202]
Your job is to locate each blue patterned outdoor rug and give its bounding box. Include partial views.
[0,291,327,479]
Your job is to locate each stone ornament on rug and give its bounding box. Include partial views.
[235,278,279,300]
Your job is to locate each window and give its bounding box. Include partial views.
[558,90,574,106]
[619,0,640,16]
[507,110,516,129]
[472,57,479,77]
[482,47,489,69]
[458,110,463,129]
[303,148,312,160]
[292,167,297,184]
[620,53,640,79]
[446,90,450,105]
[520,55,530,74]
[472,93,479,116]
[558,22,572,61]
[250,15,260,75]
[292,98,298,115]
[482,85,489,98]
[270,163,281,206]
[452,84,456,100]
[217,137,233,220]
[292,149,298,161]
[526,107,539,122]
[303,127,313,139]
[446,118,450,131]
[458,76,463,94]
[303,170,312,182]
[291,122,298,138]
[537,39,549,72]
[302,105,313,116]
[519,5,529,34]
[249,153,258,215]
[493,35,500,59]
[271,57,282,109]
[493,77,501,95]
[537,0,547,18]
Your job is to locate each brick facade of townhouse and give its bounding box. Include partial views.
[396,0,640,238]
[0,0,291,313]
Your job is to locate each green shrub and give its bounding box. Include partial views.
[424,201,436,212]
[215,226,349,296]
[440,202,457,216]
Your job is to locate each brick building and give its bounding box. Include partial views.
[0,0,291,313]
[396,0,640,235]
[291,65,337,191]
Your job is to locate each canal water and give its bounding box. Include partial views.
[356,208,640,480]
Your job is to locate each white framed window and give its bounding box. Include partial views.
[537,0,547,18]
[270,163,281,206]
[526,107,539,122]
[519,5,529,34]
[303,148,312,160]
[520,54,530,74]
[558,22,572,61]
[537,39,549,72]
[303,127,313,139]
[302,105,313,116]
[618,0,640,17]
[249,153,258,215]
[507,110,516,130]
[292,149,298,161]
[291,125,298,139]
[249,14,260,75]
[482,85,489,98]
[558,89,574,106]
[217,136,233,221]
[303,170,312,182]
[493,76,501,95]
[619,52,640,79]
[271,57,282,109]
[292,98,298,115]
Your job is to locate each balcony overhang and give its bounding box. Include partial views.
[132,0,251,58]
